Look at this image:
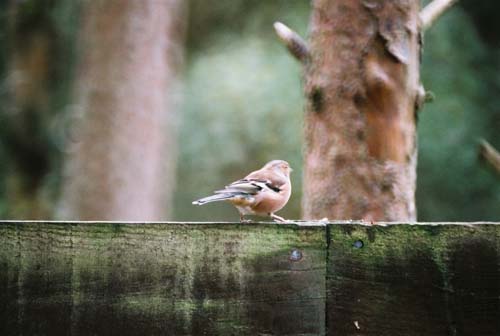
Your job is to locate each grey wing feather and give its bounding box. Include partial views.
[193,179,276,206]
[215,180,266,195]
[192,193,233,205]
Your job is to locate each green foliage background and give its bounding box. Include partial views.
[0,0,498,221]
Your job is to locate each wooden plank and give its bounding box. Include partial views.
[2,222,500,335]
[326,223,500,336]
[0,222,326,336]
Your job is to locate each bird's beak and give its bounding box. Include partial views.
[290,167,293,172]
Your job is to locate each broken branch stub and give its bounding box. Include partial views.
[479,139,500,175]
[273,22,310,63]
[420,0,459,31]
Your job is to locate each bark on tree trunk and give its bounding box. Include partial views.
[302,0,421,221]
[58,0,185,220]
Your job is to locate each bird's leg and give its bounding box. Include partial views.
[270,213,286,222]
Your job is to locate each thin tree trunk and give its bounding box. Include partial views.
[302,0,421,221]
[58,0,185,220]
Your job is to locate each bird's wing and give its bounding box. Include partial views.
[215,179,266,195]
[244,170,287,192]
[194,179,262,205]
[213,167,287,196]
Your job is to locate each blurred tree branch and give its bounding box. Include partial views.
[479,140,500,175]
[420,0,459,30]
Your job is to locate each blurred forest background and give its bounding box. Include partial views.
[0,0,498,221]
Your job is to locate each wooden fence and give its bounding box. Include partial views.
[1,221,499,335]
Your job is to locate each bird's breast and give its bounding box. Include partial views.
[251,188,291,214]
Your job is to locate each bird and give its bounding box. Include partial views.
[192,160,292,222]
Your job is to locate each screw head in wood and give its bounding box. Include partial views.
[289,248,303,261]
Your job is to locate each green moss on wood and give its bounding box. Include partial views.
[0,222,326,336]
[327,223,500,336]
[1,221,499,335]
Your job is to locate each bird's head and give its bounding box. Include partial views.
[263,160,293,177]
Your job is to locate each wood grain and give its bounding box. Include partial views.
[1,222,499,335]
[0,222,326,335]
[327,224,500,336]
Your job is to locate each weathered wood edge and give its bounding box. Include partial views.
[0,220,498,226]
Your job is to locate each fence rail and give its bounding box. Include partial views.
[1,221,499,335]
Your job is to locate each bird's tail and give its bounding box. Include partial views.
[192,193,236,205]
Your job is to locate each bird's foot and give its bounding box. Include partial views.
[270,213,287,223]
[240,215,252,223]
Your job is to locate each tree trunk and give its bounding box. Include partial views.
[302,0,421,221]
[58,0,185,220]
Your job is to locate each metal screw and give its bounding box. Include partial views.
[353,240,364,249]
[289,248,303,261]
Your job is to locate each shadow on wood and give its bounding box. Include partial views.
[0,221,499,335]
